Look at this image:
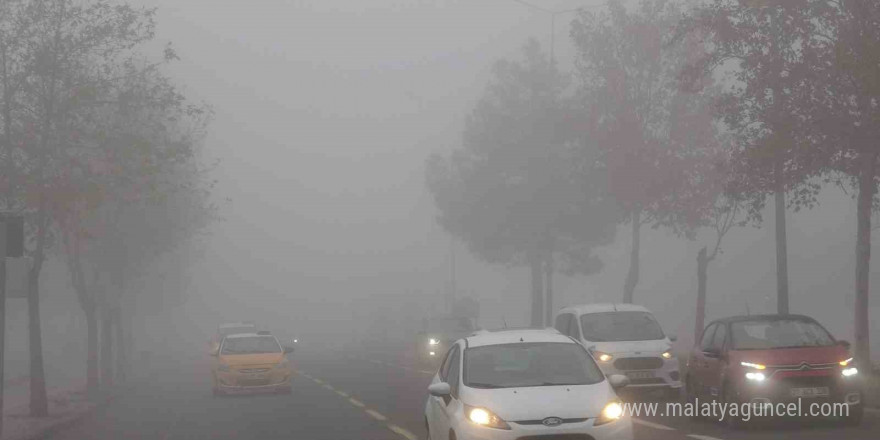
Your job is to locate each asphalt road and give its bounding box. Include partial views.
[46,349,880,440]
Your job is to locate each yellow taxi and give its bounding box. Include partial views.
[211,331,293,396]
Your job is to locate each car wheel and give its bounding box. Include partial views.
[448,429,456,440]
[840,404,863,427]
[721,384,746,430]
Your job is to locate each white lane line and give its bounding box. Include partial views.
[686,435,725,440]
[322,384,335,391]
[632,418,676,431]
[365,409,388,421]
[313,378,324,385]
[335,390,350,398]
[419,370,434,375]
[388,423,418,440]
[349,397,365,408]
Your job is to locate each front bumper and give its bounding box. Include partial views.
[215,369,292,394]
[452,414,633,440]
[595,353,681,391]
[732,371,862,407]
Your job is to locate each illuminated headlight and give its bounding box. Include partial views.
[218,364,232,372]
[429,339,440,346]
[661,351,673,359]
[745,372,765,381]
[839,357,853,367]
[594,401,624,426]
[842,367,858,377]
[429,351,436,356]
[465,405,510,430]
[740,362,766,370]
[592,351,612,362]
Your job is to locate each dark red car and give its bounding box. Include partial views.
[686,314,863,427]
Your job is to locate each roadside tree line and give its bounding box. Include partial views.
[0,0,217,416]
[427,0,880,369]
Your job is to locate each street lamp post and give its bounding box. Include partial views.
[511,0,604,65]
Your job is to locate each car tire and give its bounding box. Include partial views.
[448,429,456,440]
[720,384,746,430]
[840,404,863,427]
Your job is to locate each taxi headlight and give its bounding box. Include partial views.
[275,359,290,369]
[594,401,624,426]
[429,338,440,346]
[464,405,510,430]
[592,351,612,362]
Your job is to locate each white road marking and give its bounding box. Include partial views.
[335,390,350,398]
[349,397,365,408]
[388,424,418,440]
[322,384,335,391]
[365,409,388,421]
[686,435,725,440]
[313,378,324,385]
[632,418,676,431]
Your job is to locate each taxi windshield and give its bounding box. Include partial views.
[221,336,281,355]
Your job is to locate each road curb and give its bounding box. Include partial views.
[12,384,135,440]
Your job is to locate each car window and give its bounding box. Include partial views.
[711,323,727,352]
[439,346,455,380]
[580,311,665,341]
[554,314,571,335]
[220,336,281,355]
[699,324,716,351]
[447,346,461,398]
[463,342,604,389]
[730,319,835,350]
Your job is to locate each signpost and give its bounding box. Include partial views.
[0,213,24,438]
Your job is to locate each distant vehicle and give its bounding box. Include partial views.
[555,303,681,400]
[210,331,294,396]
[416,315,475,365]
[424,328,633,440]
[686,314,862,427]
[210,322,257,353]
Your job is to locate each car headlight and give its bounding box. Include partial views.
[429,338,440,346]
[275,358,290,369]
[842,367,858,377]
[745,372,765,381]
[661,351,673,359]
[594,400,624,426]
[464,405,510,430]
[218,364,231,372]
[740,361,766,370]
[592,351,613,362]
[839,357,853,367]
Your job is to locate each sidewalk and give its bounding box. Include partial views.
[0,379,108,440]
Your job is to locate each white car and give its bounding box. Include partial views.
[555,303,681,399]
[424,328,633,440]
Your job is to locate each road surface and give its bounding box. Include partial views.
[46,349,880,440]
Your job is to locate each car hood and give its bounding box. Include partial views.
[588,339,671,355]
[219,353,284,366]
[464,382,615,421]
[730,345,848,367]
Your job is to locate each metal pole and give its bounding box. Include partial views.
[449,236,456,312]
[550,13,556,65]
[0,221,7,438]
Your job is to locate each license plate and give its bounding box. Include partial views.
[626,371,654,380]
[248,373,266,379]
[790,387,829,398]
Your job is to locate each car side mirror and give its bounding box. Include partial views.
[837,340,851,349]
[608,374,630,390]
[210,349,219,357]
[428,382,451,397]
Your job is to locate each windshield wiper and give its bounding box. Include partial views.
[467,382,505,389]
[539,382,583,387]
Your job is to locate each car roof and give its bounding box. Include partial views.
[224,332,275,340]
[465,328,574,348]
[710,314,818,325]
[557,303,651,315]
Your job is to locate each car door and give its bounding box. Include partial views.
[703,323,728,399]
[690,323,716,397]
[429,345,456,438]
[435,344,461,438]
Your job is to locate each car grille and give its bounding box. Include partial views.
[512,418,589,426]
[238,368,271,373]
[614,357,663,370]
[516,435,594,440]
[238,378,270,387]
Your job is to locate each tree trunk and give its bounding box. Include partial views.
[694,247,708,343]
[85,304,99,394]
[529,250,544,327]
[774,159,789,314]
[27,268,48,416]
[623,209,641,303]
[100,306,113,388]
[854,150,877,369]
[544,252,553,327]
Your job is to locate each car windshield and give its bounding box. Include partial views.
[427,317,473,334]
[219,326,256,336]
[730,319,835,350]
[463,342,604,389]
[221,336,281,355]
[580,311,665,342]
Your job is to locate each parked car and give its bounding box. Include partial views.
[555,303,681,400]
[686,314,863,427]
[416,315,475,365]
[424,328,633,440]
